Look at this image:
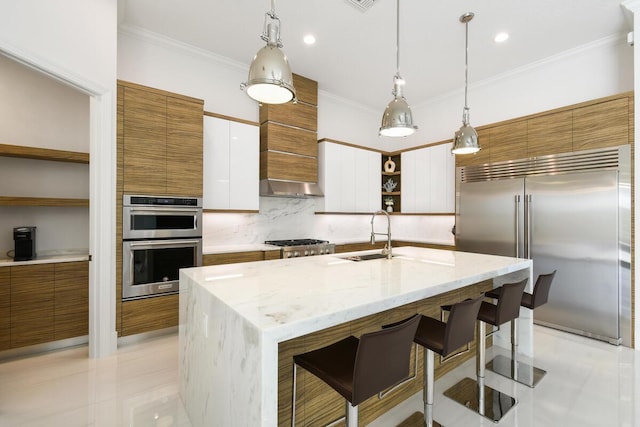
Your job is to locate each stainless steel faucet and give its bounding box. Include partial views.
[370,210,392,259]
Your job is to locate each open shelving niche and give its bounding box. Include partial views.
[381,153,401,213]
[0,143,90,207]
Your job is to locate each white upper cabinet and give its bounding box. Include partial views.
[401,143,454,213]
[203,116,259,210]
[318,141,380,213]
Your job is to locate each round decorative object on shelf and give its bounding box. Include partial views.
[384,156,396,173]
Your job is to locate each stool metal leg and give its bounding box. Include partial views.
[291,363,298,427]
[443,320,517,422]
[345,401,358,427]
[423,348,443,427]
[486,318,547,388]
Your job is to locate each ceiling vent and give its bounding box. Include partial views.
[346,0,377,12]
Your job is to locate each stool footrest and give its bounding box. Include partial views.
[486,354,546,388]
[443,377,517,422]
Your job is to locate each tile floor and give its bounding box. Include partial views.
[0,325,638,426]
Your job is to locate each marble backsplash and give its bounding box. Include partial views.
[202,197,455,247]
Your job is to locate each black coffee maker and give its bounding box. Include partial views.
[14,226,36,261]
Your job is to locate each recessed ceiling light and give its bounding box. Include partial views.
[303,34,316,45]
[494,32,509,43]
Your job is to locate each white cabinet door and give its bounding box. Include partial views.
[319,141,380,213]
[318,142,343,212]
[401,151,416,213]
[203,116,230,209]
[229,122,259,210]
[402,143,454,213]
[340,145,357,212]
[203,116,259,210]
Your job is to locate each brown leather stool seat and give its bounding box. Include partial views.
[443,278,527,423]
[291,314,420,427]
[412,296,483,427]
[485,271,556,387]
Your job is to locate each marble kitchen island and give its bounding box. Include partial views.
[179,246,532,426]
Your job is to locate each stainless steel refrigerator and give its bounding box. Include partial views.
[455,146,631,346]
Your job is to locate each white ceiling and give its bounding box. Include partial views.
[118,0,632,111]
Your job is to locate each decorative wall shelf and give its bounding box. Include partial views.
[0,196,89,207]
[0,143,89,164]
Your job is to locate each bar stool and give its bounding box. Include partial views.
[443,279,527,422]
[412,296,483,427]
[485,271,556,387]
[291,314,420,427]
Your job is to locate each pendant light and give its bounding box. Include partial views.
[451,12,481,155]
[241,0,296,104]
[379,0,417,137]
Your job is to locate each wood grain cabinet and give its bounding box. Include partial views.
[490,121,528,163]
[1,261,88,351]
[527,110,573,157]
[119,81,204,197]
[121,294,179,337]
[10,264,55,348]
[260,74,319,184]
[572,97,629,152]
[456,92,632,168]
[54,261,89,340]
[203,250,281,266]
[0,269,9,350]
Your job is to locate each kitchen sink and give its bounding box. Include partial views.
[340,253,393,261]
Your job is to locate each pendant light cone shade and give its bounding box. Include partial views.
[452,12,480,155]
[242,2,296,104]
[380,79,417,137]
[379,0,417,137]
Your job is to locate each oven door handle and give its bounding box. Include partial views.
[126,207,201,215]
[127,239,202,249]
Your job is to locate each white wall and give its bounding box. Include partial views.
[0,55,90,257]
[0,0,118,357]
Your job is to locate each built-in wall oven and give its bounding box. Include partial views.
[122,195,203,300]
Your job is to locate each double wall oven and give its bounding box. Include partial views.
[122,195,203,300]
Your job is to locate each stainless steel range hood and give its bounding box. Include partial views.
[259,179,323,198]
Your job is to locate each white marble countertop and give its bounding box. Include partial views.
[0,253,89,267]
[179,246,532,426]
[184,246,530,342]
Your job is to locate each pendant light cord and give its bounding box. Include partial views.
[396,0,400,77]
[464,18,469,110]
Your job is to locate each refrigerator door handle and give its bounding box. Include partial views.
[525,194,532,259]
[515,195,521,258]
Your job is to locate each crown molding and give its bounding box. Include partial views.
[118,23,249,73]
[622,0,640,13]
[413,33,628,110]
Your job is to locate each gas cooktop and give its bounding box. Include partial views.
[265,239,335,258]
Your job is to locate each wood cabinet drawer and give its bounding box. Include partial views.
[203,251,265,266]
[260,151,318,182]
[259,101,318,132]
[121,294,179,336]
[260,123,317,157]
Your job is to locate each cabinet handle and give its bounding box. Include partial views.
[514,195,520,258]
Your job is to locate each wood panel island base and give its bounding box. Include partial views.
[179,247,532,427]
